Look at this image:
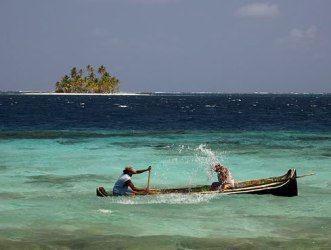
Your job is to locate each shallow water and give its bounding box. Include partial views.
[0,93,330,249]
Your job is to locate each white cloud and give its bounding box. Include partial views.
[236,3,279,18]
[276,25,317,49]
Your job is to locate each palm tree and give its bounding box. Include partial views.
[86,64,93,74]
[86,65,96,82]
[55,65,120,93]
[78,68,84,79]
[70,67,78,81]
[98,65,106,76]
[55,82,63,92]
[111,77,120,93]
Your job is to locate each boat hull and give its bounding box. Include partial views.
[222,169,298,197]
[97,169,298,197]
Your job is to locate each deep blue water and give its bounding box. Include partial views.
[1,93,330,132]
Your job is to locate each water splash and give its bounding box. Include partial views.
[97,209,112,214]
[109,193,219,205]
[195,144,226,180]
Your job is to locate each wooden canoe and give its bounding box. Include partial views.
[97,168,298,197]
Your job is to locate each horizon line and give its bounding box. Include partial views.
[0,91,330,95]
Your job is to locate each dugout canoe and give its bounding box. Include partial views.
[97,168,298,197]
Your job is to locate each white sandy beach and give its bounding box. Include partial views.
[19,91,148,96]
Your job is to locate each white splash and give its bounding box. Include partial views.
[114,103,128,108]
[97,209,112,214]
[195,144,225,180]
[110,193,219,205]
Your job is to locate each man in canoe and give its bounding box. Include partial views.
[112,166,151,196]
[210,164,235,191]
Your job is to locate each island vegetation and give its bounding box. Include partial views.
[55,65,120,93]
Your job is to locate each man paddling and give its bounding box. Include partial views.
[210,164,234,191]
[112,166,151,195]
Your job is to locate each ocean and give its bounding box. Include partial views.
[0,93,330,249]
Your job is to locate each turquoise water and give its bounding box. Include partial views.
[0,94,331,249]
[1,130,330,249]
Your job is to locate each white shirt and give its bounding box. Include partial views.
[112,173,131,195]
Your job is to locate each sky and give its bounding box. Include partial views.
[0,0,330,93]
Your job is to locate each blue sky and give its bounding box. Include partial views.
[0,0,330,93]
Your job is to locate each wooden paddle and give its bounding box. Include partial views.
[147,169,151,191]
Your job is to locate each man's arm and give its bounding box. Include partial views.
[134,166,152,174]
[126,180,147,192]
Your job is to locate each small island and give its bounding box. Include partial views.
[55,65,120,93]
